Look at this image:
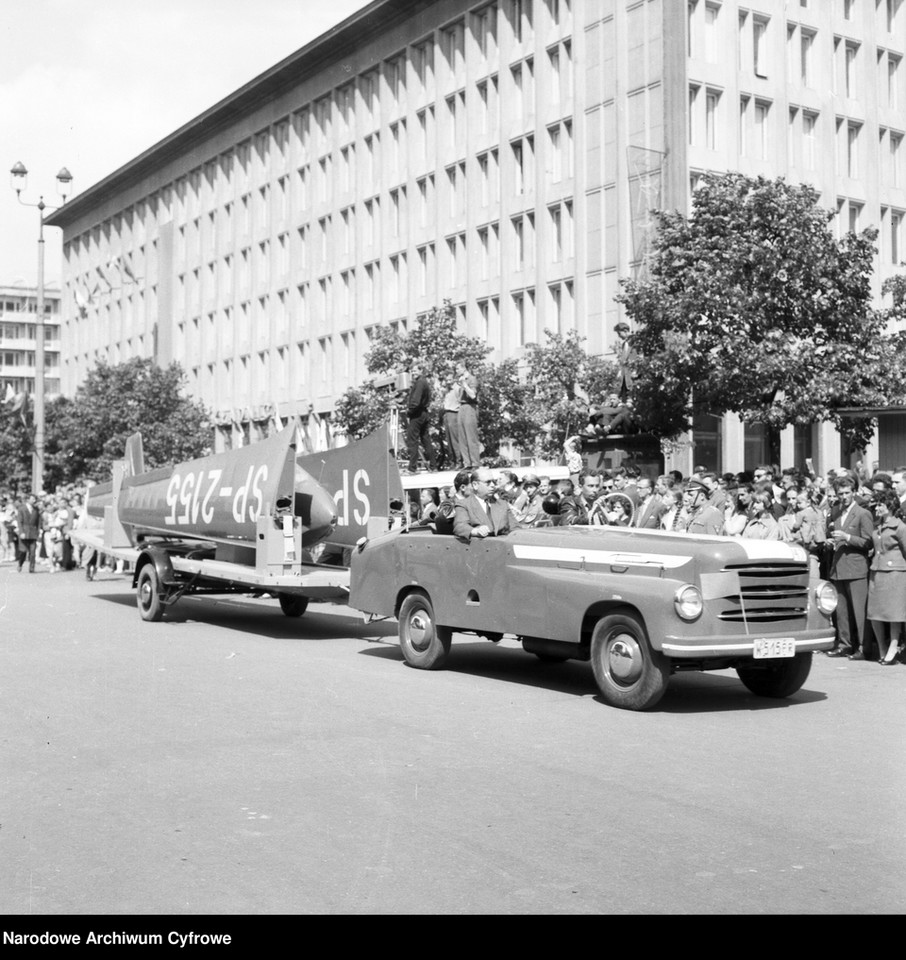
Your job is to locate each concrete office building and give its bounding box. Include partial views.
[0,284,62,401]
[46,0,906,470]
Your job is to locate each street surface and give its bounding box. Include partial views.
[1,563,903,915]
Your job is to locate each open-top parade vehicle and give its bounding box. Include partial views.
[349,521,837,710]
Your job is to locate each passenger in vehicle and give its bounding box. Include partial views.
[453,468,512,542]
[435,470,472,535]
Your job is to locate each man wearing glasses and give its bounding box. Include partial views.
[453,468,512,542]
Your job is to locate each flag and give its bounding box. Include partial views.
[121,254,138,283]
[74,287,90,318]
[3,384,14,404]
[96,264,114,291]
[10,391,29,426]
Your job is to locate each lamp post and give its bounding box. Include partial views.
[9,161,73,495]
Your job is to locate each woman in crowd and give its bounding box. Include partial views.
[722,483,753,536]
[741,490,781,540]
[866,490,906,665]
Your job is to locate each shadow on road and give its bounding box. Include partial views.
[88,591,399,643]
[360,640,828,713]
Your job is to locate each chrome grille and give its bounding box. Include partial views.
[716,563,809,624]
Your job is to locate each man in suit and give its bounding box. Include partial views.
[453,468,511,543]
[826,475,874,659]
[633,477,665,529]
[15,493,42,574]
[405,363,437,475]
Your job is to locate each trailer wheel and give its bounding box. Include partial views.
[278,595,309,618]
[398,592,451,670]
[590,612,669,710]
[137,566,165,622]
[736,653,812,699]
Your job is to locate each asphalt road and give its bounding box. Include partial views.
[1,563,904,916]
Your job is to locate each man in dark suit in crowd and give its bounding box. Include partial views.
[15,493,42,574]
[826,475,874,659]
[453,468,511,543]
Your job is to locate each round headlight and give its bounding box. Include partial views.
[674,584,703,621]
[815,580,837,616]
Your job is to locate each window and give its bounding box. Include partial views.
[753,16,769,78]
[547,121,573,180]
[473,3,498,63]
[847,121,861,177]
[892,133,903,188]
[689,84,700,145]
[706,88,721,149]
[704,3,720,63]
[844,0,855,19]
[739,95,749,154]
[804,111,818,169]
[755,100,770,159]
[509,0,532,45]
[889,54,901,110]
[845,41,859,97]
[848,201,862,234]
[801,29,814,86]
[891,209,903,263]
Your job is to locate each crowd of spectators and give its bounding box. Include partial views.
[413,460,906,667]
[0,485,114,576]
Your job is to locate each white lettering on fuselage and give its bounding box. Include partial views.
[333,468,371,527]
[164,466,266,526]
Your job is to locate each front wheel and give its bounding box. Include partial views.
[278,594,309,618]
[590,612,669,710]
[736,652,812,698]
[398,593,452,670]
[136,565,165,622]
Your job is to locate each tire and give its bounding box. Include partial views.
[736,652,812,699]
[136,565,165,622]
[590,612,669,710]
[398,592,452,670]
[278,594,309,618]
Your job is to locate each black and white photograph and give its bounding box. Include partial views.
[1,0,905,922]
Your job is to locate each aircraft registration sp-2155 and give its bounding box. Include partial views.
[72,421,402,621]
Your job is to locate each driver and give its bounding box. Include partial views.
[559,471,603,526]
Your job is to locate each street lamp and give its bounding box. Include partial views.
[10,162,73,495]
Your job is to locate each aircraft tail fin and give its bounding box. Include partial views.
[124,433,144,477]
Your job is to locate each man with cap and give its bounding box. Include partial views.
[511,474,543,528]
[680,479,724,536]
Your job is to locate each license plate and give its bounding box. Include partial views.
[753,638,795,659]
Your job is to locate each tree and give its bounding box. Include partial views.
[522,329,621,459]
[47,358,212,484]
[333,302,496,460]
[616,173,883,449]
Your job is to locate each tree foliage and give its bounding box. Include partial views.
[332,302,621,464]
[48,358,211,484]
[522,329,621,458]
[617,173,884,449]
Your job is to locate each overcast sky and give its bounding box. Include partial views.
[1,0,365,287]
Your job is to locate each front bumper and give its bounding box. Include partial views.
[662,628,836,659]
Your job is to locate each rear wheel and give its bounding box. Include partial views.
[736,653,812,698]
[136,565,165,622]
[590,612,669,710]
[278,595,309,618]
[398,593,452,670]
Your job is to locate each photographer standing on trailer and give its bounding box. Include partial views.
[405,362,437,475]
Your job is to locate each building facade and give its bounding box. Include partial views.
[46,0,906,470]
[0,284,62,401]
